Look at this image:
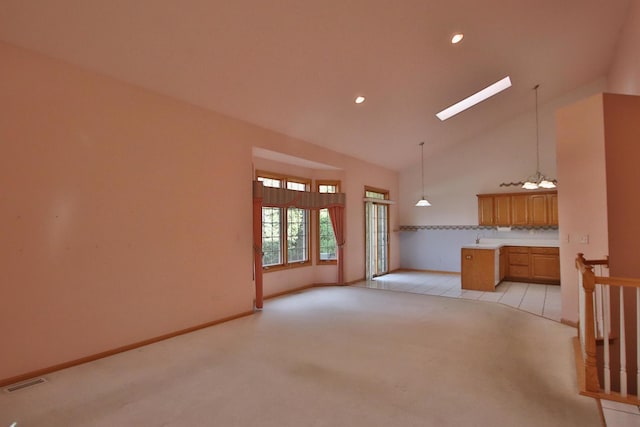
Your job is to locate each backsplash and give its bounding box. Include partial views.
[399,225,559,273]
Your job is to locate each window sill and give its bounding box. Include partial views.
[263,261,312,273]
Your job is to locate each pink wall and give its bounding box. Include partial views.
[556,94,609,324]
[0,42,399,382]
[608,0,640,95]
[603,94,640,277]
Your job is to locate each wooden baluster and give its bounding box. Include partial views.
[620,287,627,397]
[577,254,586,356]
[582,264,600,393]
[604,284,611,394]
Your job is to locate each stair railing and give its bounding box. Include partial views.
[576,253,640,403]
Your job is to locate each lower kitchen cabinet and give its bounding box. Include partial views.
[530,247,561,282]
[505,246,560,285]
[461,248,499,292]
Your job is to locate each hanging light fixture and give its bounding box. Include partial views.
[415,142,432,207]
[500,84,557,189]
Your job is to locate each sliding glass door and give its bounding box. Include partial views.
[365,188,389,280]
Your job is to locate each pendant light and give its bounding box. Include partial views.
[415,142,432,207]
[500,84,557,189]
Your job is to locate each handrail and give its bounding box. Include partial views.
[576,254,600,394]
[576,253,640,403]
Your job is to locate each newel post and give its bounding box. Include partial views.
[581,262,601,393]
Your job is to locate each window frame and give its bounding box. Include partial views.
[256,170,312,272]
[315,180,341,265]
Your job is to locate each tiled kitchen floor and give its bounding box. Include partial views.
[353,270,561,321]
[353,270,640,427]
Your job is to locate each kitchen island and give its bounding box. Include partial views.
[461,239,560,291]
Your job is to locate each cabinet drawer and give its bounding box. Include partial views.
[509,264,530,278]
[509,253,530,265]
[531,247,559,255]
[507,246,529,254]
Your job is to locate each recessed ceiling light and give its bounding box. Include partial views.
[436,76,512,121]
[451,33,464,44]
[354,96,366,104]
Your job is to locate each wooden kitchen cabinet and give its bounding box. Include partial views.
[506,246,530,279]
[461,248,498,291]
[494,195,512,226]
[547,193,558,225]
[499,247,506,281]
[477,195,495,226]
[477,191,557,227]
[510,195,529,225]
[504,246,560,284]
[528,194,548,225]
[530,247,561,282]
[478,194,512,226]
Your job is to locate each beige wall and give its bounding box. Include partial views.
[556,94,610,323]
[0,42,398,382]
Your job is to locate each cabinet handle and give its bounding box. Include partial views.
[465,255,473,260]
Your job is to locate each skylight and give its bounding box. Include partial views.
[436,76,512,121]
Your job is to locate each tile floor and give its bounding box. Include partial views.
[600,400,640,427]
[353,270,561,322]
[353,270,640,427]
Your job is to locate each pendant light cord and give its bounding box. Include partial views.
[419,142,425,196]
[534,84,540,176]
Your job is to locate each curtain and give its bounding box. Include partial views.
[252,187,264,309]
[328,206,345,285]
[259,185,345,209]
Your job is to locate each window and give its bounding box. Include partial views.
[316,181,340,264]
[257,171,311,270]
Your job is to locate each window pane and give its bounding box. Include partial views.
[319,184,337,194]
[287,181,307,191]
[365,190,386,199]
[287,208,308,262]
[319,209,337,260]
[258,177,281,188]
[262,207,282,266]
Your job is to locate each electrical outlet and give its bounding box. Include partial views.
[579,234,589,244]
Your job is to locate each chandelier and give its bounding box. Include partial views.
[500,84,556,190]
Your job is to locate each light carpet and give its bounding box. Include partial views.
[1,286,600,426]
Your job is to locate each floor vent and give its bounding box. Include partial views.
[4,377,47,393]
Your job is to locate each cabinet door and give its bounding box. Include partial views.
[494,195,512,226]
[461,249,475,288]
[531,254,560,283]
[529,194,548,225]
[477,196,494,226]
[511,195,529,225]
[547,193,558,225]
[499,248,506,281]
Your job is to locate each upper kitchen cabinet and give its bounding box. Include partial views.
[528,193,548,225]
[477,195,494,226]
[477,194,512,226]
[477,191,558,227]
[547,193,558,225]
[511,194,530,225]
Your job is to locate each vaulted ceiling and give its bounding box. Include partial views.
[0,0,631,170]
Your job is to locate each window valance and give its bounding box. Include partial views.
[253,181,345,209]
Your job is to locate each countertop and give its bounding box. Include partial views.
[461,238,559,250]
